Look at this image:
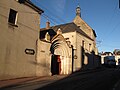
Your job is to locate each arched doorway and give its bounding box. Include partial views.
[50,34,72,75]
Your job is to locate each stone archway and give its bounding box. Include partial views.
[50,34,72,75]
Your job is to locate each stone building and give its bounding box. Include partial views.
[52,5,99,71]
[38,5,100,76]
[0,0,43,80]
[37,23,72,76]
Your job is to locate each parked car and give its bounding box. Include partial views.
[104,56,116,68]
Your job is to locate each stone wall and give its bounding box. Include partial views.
[0,0,40,80]
[36,40,51,76]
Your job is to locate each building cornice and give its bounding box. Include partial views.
[18,0,44,14]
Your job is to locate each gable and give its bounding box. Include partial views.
[73,15,97,39]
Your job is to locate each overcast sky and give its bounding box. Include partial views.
[31,0,120,53]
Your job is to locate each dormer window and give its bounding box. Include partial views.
[8,9,18,26]
[45,32,50,41]
[57,28,62,34]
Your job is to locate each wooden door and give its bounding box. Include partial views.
[51,55,61,75]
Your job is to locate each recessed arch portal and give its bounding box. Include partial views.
[50,34,72,75]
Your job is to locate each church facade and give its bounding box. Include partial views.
[37,25,72,76]
[37,5,100,76]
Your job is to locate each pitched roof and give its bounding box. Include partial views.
[41,22,94,41]
[101,52,113,55]
[40,29,56,40]
[51,22,94,41]
[51,22,77,33]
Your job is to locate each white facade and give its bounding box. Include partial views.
[115,55,120,65]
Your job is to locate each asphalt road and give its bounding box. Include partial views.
[1,67,120,90]
[37,67,120,90]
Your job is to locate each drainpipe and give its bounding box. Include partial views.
[71,45,74,73]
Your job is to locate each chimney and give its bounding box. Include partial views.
[46,21,50,29]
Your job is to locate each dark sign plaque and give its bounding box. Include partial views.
[25,48,35,55]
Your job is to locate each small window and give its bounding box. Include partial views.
[8,9,18,25]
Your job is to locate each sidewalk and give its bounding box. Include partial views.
[0,67,102,89]
[0,77,41,88]
[0,75,67,89]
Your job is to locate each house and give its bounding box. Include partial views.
[38,5,100,76]
[101,52,113,64]
[113,49,120,65]
[101,50,120,65]
[0,0,43,80]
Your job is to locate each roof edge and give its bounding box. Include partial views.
[18,0,44,14]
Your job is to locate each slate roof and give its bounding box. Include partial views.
[101,52,113,55]
[41,22,94,41]
[40,29,56,40]
[52,22,94,41]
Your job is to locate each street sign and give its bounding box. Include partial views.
[25,48,35,55]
